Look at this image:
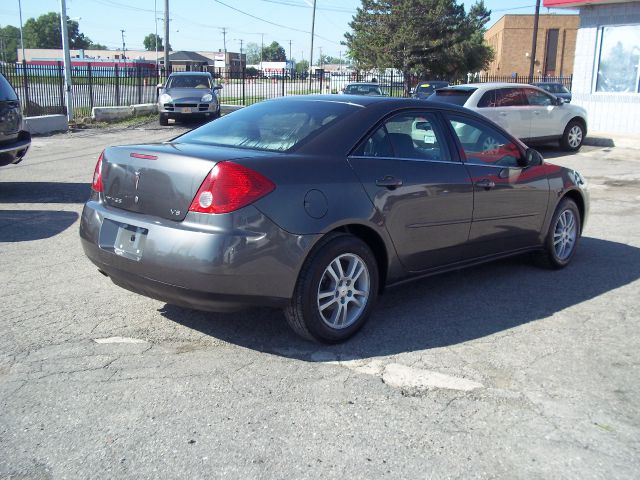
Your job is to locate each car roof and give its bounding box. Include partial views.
[345,82,380,86]
[263,94,479,115]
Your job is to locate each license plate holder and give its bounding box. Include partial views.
[99,219,148,261]
[181,107,192,113]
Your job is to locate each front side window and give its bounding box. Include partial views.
[445,114,522,168]
[596,24,640,93]
[525,88,555,106]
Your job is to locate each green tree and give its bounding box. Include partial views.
[245,42,261,64]
[344,0,493,84]
[295,59,309,74]
[143,33,165,51]
[262,41,286,61]
[22,12,104,50]
[0,25,21,62]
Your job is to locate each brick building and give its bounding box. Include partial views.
[484,14,579,77]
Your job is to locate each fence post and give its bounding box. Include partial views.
[319,69,323,94]
[114,64,120,106]
[137,64,142,104]
[242,67,246,106]
[281,68,285,97]
[55,61,65,115]
[88,63,94,111]
[21,61,31,116]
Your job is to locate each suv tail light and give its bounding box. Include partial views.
[91,151,104,192]
[189,161,275,214]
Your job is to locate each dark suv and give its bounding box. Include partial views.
[0,73,30,167]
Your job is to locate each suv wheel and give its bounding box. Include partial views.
[561,120,584,152]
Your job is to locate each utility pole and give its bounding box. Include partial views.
[120,29,126,62]
[319,46,323,67]
[59,0,73,122]
[164,0,170,76]
[528,0,541,83]
[308,0,317,89]
[18,0,26,62]
[238,39,244,67]
[288,40,292,75]
[221,27,228,54]
[154,0,158,68]
[260,32,264,72]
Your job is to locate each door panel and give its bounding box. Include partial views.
[349,112,473,271]
[445,113,550,256]
[524,87,563,138]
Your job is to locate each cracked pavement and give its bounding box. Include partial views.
[1,122,639,479]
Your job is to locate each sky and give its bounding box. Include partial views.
[0,0,577,61]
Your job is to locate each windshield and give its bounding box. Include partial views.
[166,75,211,89]
[429,88,476,106]
[176,100,359,152]
[344,84,383,95]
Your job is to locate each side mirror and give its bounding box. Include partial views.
[556,96,565,106]
[524,148,544,167]
[213,84,223,91]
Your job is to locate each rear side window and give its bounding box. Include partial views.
[177,100,358,152]
[477,90,496,108]
[495,88,527,107]
[430,88,476,106]
[0,74,18,101]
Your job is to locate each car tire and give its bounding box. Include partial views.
[159,115,169,126]
[539,198,581,269]
[284,233,379,343]
[561,120,584,152]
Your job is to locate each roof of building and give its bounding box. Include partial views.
[168,51,213,63]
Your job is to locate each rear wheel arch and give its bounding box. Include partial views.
[330,224,389,293]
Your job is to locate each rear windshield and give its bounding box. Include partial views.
[166,75,211,89]
[0,74,18,101]
[344,84,383,95]
[176,100,359,152]
[429,88,476,106]
[416,82,447,94]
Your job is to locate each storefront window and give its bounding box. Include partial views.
[596,25,640,93]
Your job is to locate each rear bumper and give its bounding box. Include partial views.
[80,199,319,312]
[0,131,31,167]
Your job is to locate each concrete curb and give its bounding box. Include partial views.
[24,115,69,135]
[584,132,640,150]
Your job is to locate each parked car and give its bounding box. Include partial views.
[412,80,450,99]
[0,73,31,167]
[157,72,222,126]
[532,82,572,103]
[340,83,385,96]
[80,95,588,343]
[429,83,587,151]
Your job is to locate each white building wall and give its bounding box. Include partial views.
[571,2,640,134]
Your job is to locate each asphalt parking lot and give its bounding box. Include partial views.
[1,122,639,479]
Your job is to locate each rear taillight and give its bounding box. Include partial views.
[91,151,104,192]
[189,161,275,214]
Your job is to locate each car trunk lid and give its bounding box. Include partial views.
[100,143,267,221]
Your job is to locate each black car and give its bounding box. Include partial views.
[412,80,450,99]
[0,73,30,167]
[531,82,572,103]
[81,95,588,343]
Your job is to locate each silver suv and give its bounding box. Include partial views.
[430,82,587,151]
[0,73,30,167]
[157,72,222,126]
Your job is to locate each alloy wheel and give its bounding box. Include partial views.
[316,253,370,329]
[553,209,577,260]
[568,125,583,149]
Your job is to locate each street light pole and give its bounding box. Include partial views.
[18,0,26,62]
[308,0,317,90]
[59,0,73,122]
[164,0,170,75]
[528,0,541,83]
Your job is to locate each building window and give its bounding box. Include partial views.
[596,25,640,93]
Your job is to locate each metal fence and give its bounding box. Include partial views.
[0,62,573,121]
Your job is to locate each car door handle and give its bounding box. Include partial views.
[476,179,496,189]
[376,176,403,188]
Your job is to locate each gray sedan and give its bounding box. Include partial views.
[80,96,588,343]
[157,72,222,126]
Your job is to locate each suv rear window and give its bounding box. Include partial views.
[0,74,19,101]
[176,99,359,152]
[429,88,476,106]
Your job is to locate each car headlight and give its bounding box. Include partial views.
[159,93,172,104]
[201,93,213,102]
